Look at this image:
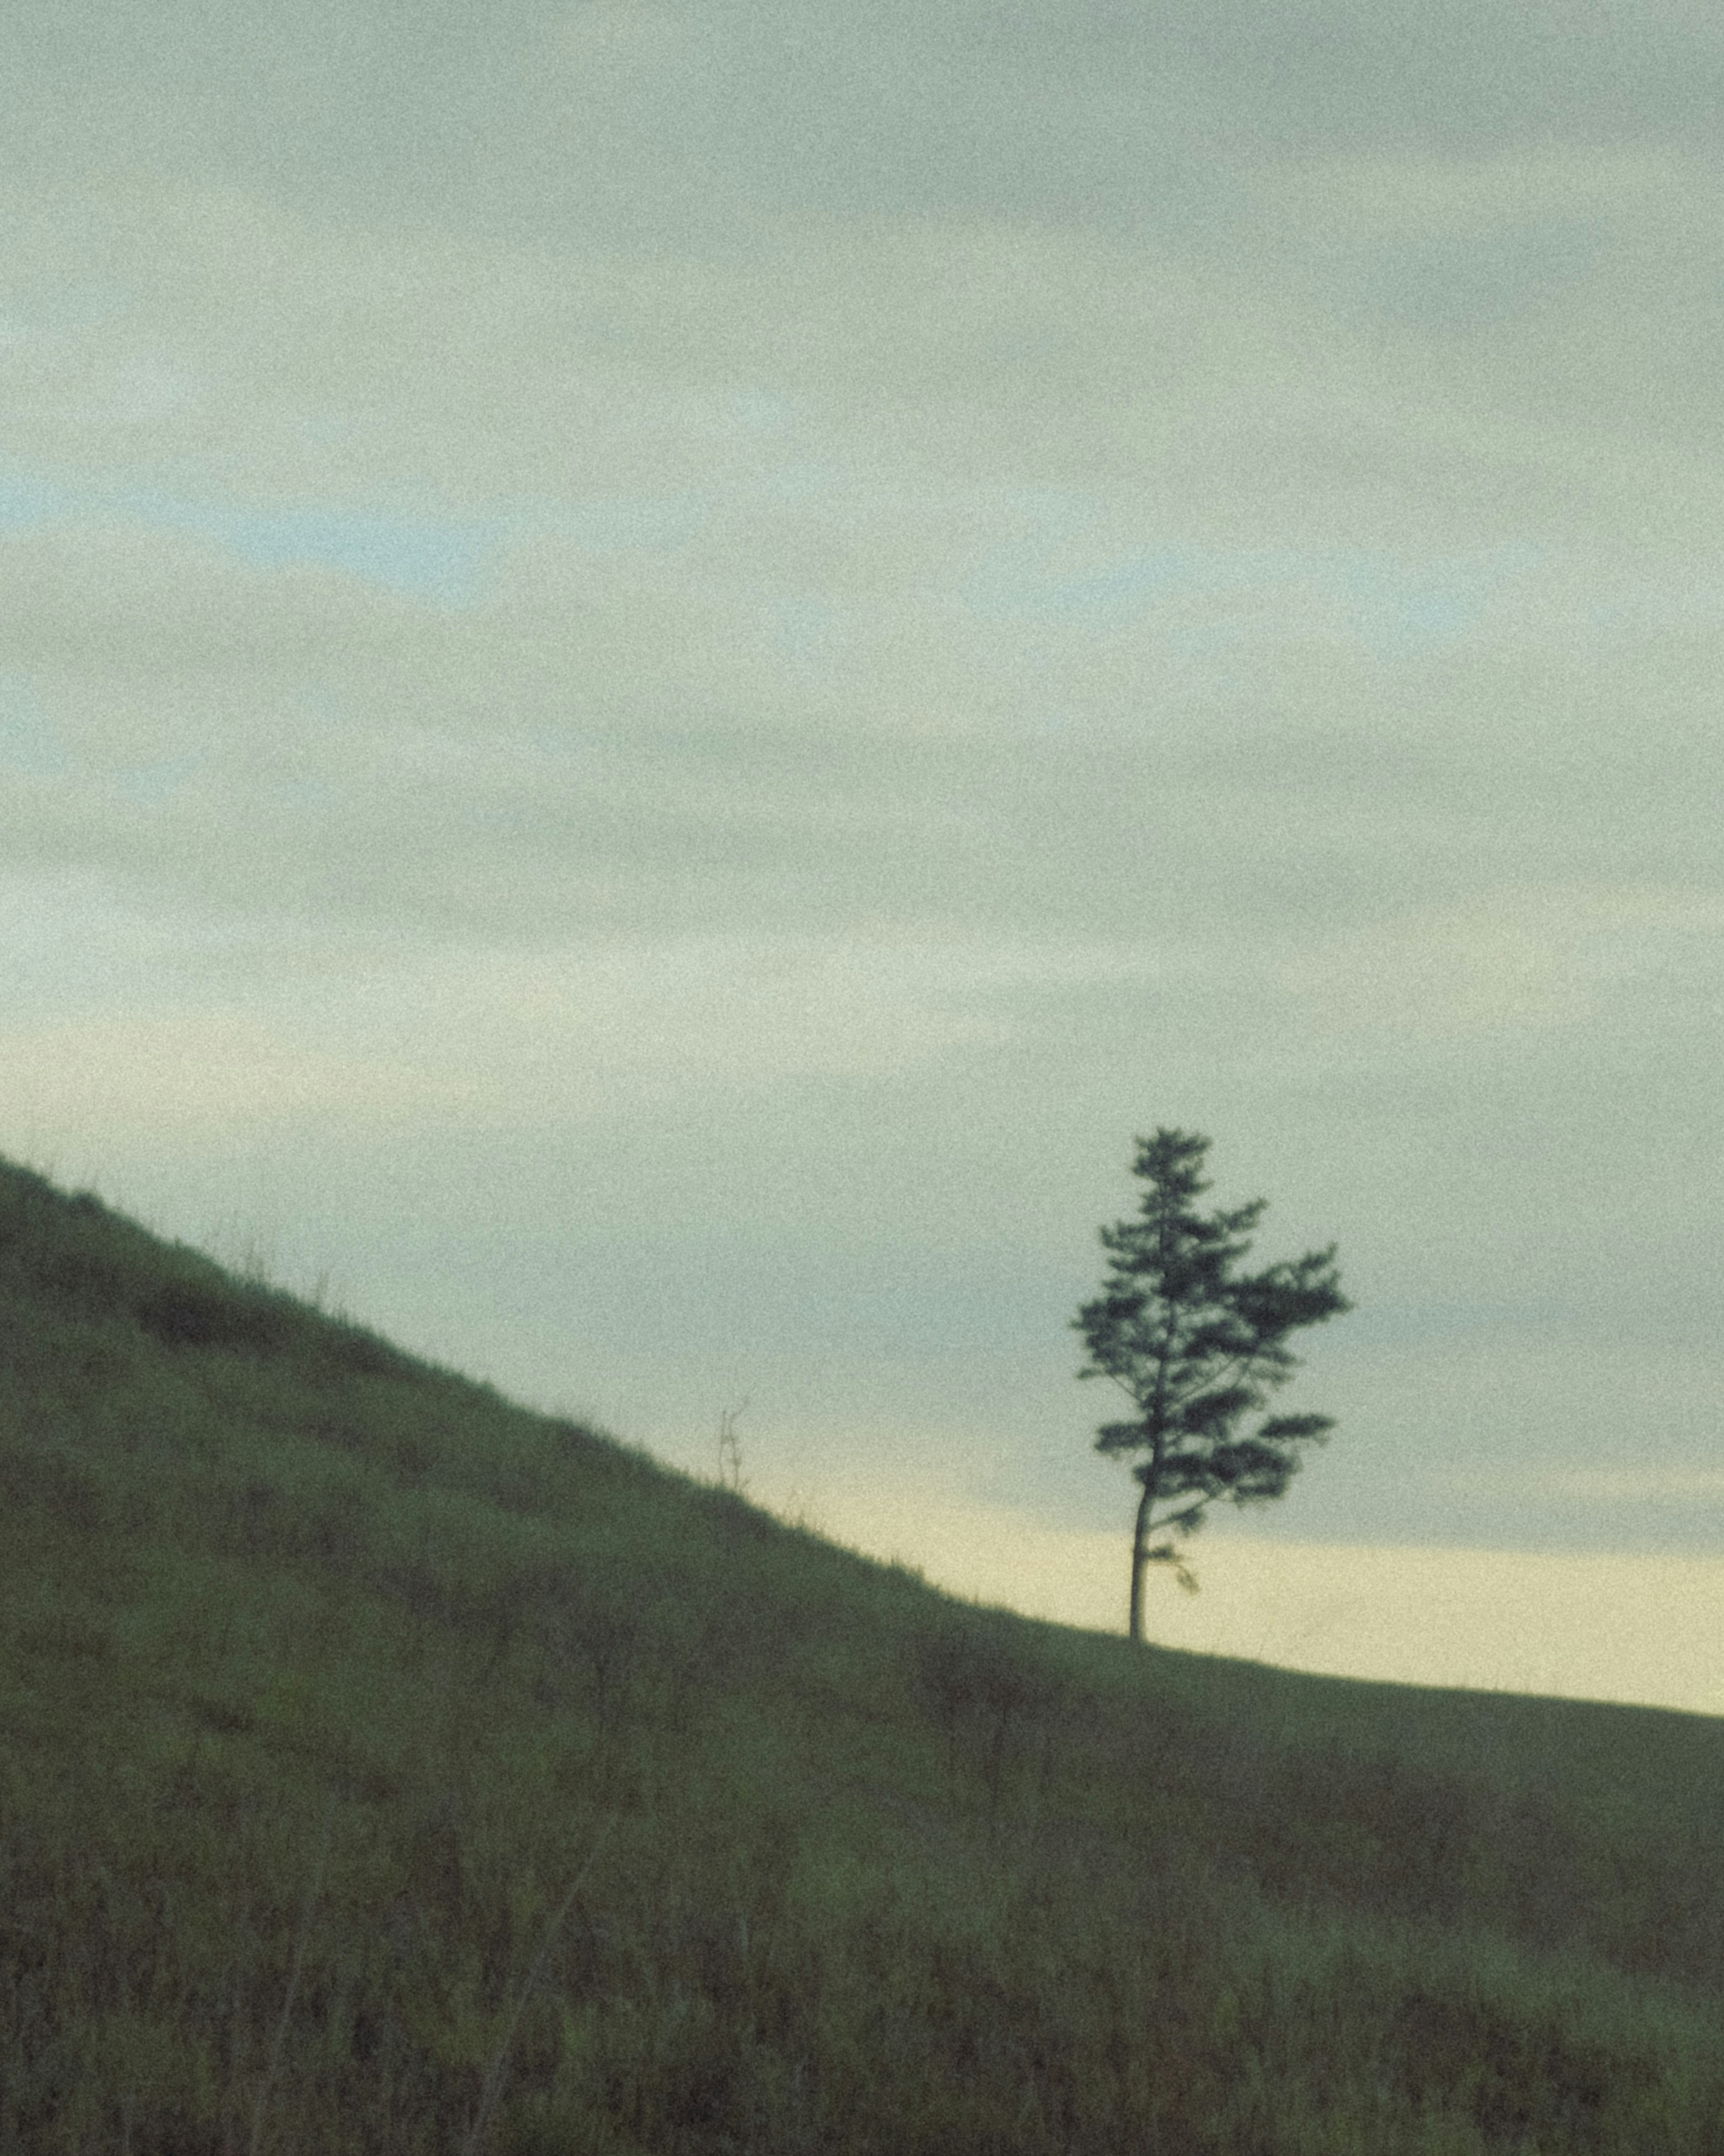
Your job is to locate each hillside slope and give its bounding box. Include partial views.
[1,1155,1720,2154]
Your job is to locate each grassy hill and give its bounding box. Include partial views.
[1,1153,1720,2155]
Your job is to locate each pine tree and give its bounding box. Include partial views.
[1073,1129,1352,1646]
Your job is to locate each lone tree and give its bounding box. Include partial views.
[1073,1129,1351,1647]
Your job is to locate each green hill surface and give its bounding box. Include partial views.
[1,1154,1719,2154]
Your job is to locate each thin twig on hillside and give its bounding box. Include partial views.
[462,1810,621,2156]
[247,1790,337,2156]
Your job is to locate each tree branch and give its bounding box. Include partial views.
[1164,1322,1291,1408]
[1142,1492,1218,1538]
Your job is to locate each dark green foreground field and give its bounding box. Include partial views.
[2,1157,1720,2154]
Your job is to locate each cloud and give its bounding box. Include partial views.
[218,932,1173,1099]
[547,3,691,68]
[1,0,1721,1576]
[1279,887,1724,1041]
[1465,1467,1724,1508]
[0,1013,475,1138]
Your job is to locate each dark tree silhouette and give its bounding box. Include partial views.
[1073,1129,1352,1647]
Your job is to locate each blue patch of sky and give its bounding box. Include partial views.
[114,754,204,806]
[173,500,499,604]
[962,540,1544,655]
[0,464,715,605]
[0,474,67,536]
[0,688,207,800]
[0,467,496,603]
[768,595,838,662]
[1330,547,1543,652]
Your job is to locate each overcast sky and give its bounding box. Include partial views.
[4,0,1720,1711]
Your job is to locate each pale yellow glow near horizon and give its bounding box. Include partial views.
[753,1475,1723,1720]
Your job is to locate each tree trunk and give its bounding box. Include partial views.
[1128,1475,1155,1646]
